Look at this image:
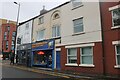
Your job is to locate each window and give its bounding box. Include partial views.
[67,48,77,64]
[81,47,93,64]
[38,16,44,24]
[73,18,83,33]
[6,41,8,50]
[72,0,82,8]
[37,29,45,41]
[7,26,10,31]
[12,32,16,36]
[12,36,15,40]
[11,45,14,50]
[52,25,60,38]
[12,41,14,45]
[4,32,7,36]
[111,8,120,27]
[25,23,29,30]
[53,13,60,19]
[116,45,120,65]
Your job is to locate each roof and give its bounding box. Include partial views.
[18,1,70,26]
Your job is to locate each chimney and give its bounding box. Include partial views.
[40,5,47,15]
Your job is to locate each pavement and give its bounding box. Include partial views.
[1,60,120,80]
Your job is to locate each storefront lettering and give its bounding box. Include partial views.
[32,42,48,48]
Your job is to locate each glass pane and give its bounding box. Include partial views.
[82,56,93,64]
[57,26,60,37]
[117,45,120,54]
[117,56,120,65]
[68,48,77,56]
[52,27,56,37]
[68,56,77,63]
[82,47,92,55]
[74,24,83,33]
[112,8,120,26]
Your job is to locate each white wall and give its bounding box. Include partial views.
[60,2,102,45]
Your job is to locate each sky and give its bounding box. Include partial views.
[0,0,69,23]
[0,0,119,23]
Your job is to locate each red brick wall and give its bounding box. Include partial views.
[100,2,120,75]
[60,42,104,75]
[2,23,16,53]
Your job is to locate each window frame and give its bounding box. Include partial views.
[37,29,45,41]
[111,8,120,27]
[38,16,44,25]
[80,47,93,65]
[115,45,120,66]
[52,25,61,38]
[67,48,77,64]
[73,17,84,34]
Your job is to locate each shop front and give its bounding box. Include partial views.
[32,39,55,69]
[17,43,31,66]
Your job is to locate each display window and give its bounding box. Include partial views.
[33,50,52,68]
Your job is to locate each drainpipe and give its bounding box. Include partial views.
[99,2,106,76]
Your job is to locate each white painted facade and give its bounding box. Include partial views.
[60,2,102,45]
[33,1,102,46]
[15,20,33,54]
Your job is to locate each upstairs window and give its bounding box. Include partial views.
[71,0,82,8]
[7,26,10,31]
[111,8,120,27]
[25,23,29,30]
[52,25,60,38]
[38,16,44,24]
[53,13,60,20]
[37,29,45,41]
[115,45,120,65]
[73,18,83,33]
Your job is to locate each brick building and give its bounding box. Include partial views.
[0,19,16,59]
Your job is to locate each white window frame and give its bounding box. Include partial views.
[73,17,84,34]
[115,45,120,68]
[80,47,94,67]
[37,29,45,41]
[109,5,120,29]
[52,25,61,38]
[112,40,120,68]
[66,48,77,65]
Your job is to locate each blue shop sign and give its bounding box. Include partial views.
[32,39,55,51]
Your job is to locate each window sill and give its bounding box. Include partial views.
[72,5,84,10]
[79,64,95,67]
[111,26,120,30]
[114,65,120,68]
[52,36,61,40]
[72,32,85,36]
[65,64,78,66]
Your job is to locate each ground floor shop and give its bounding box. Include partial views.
[32,39,55,69]
[16,43,31,66]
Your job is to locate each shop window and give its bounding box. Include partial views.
[111,8,120,27]
[73,17,84,34]
[33,51,52,67]
[80,47,93,64]
[115,45,120,65]
[52,25,60,38]
[67,48,77,64]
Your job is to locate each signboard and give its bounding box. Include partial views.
[32,39,54,51]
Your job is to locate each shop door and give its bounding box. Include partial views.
[56,51,61,70]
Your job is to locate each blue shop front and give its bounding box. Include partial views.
[32,39,55,69]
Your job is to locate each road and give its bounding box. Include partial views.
[1,60,71,80]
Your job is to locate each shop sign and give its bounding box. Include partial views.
[32,39,54,50]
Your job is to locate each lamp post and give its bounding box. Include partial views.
[14,2,20,59]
